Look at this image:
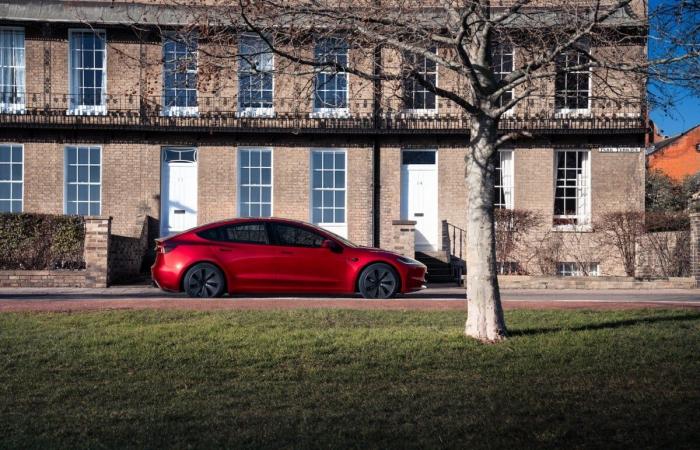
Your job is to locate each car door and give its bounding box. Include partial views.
[270,222,348,292]
[201,222,281,292]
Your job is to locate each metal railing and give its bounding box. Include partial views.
[442,220,467,286]
[0,93,647,134]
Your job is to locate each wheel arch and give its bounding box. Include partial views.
[354,260,403,293]
[179,260,229,293]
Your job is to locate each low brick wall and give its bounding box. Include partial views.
[0,270,86,288]
[497,275,697,290]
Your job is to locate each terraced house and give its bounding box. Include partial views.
[0,0,649,280]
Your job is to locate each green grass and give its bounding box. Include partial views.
[0,309,699,449]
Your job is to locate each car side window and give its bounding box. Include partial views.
[198,223,269,244]
[274,224,325,248]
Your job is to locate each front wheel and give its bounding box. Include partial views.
[183,263,225,298]
[358,263,399,299]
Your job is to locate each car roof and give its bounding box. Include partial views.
[197,217,324,230]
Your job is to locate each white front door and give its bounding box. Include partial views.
[401,150,438,251]
[161,148,198,236]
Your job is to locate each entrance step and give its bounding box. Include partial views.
[415,251,456,283]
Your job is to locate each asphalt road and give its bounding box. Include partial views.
[0,285,697,312]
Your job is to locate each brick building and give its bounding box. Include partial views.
[0,1,648,278]
[647,124,700,181]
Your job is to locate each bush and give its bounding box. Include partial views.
[646,169,700,213]
[494,209,542,274]
[645,211,690,232]
[0,213,85,270]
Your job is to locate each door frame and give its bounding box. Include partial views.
[160,147,198,237]
[400,148,438,251]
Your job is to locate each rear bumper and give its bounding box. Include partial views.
[151,254,183,292]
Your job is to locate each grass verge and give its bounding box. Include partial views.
[1,308,699,449]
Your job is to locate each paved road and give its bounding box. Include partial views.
[0,285,697,312]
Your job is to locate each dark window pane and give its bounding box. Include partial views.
[402,151,436,165]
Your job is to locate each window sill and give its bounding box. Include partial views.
[67,106,107,116]
[0,103,26,114]
[237,108,275,118]
[400,109,439,118]
[552,224,593,233]
[309,109,350,119]
[161,106,199,118]
[554,109,591,118]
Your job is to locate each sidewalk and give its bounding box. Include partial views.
[0,284,697,312]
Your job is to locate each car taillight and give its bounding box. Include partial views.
[157,242,178,254]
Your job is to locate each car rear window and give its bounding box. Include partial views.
[198,223,269,244]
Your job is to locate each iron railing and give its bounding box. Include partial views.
[442,220,467,286]
[0,93,647,134]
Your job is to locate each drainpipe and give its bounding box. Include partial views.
[372,38,382,248]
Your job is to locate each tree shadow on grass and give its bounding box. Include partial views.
[509,312,700,337]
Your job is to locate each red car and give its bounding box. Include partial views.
[151,218,427,299]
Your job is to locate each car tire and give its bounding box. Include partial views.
[358,263,399,299]
[183,263,226,298]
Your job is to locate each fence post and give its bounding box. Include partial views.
[442,220,450,252]
[690,194,700,288]
[84,216,112,288]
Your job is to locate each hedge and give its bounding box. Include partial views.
[0,213,85,270]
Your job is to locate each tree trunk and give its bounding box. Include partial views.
[464,115,507,342]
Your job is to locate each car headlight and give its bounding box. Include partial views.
[396,256,424,266]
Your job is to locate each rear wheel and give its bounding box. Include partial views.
[184,263,225,298]
[358,263,399,299]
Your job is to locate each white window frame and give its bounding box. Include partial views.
[553,149,591,230]
[402,49,438,116]
[0,27,26,114]
[64,145,102,216]
[492,42,514,117]
[557,262,599,277]
[310,149,347,238]
[495,149,514,209]
[0,143,23,213]
[162,33,199,117]
[238,147,273,217]
[310,37,349,118]
[68,29,107,116]
[554,48,591,117]
[237,34,274,118]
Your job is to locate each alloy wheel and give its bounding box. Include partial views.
[360,264,398,299]
[184,264,225,298]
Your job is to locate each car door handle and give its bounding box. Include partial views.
[218,248,232,252]
[173,209,186,214]
[281,250,294,255]
[414,213,424,217]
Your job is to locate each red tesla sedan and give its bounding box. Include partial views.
[151,218,427,299]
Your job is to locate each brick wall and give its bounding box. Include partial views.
[690,196,700,288]
[389,220,416,258]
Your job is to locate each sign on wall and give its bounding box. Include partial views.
[598,147,644,153]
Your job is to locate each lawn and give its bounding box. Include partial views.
[0,309,698,449]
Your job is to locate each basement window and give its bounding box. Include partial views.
[556,262,599,277]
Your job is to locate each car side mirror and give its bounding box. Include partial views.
[321,239,343,253]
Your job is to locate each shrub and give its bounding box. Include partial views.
[494,209,542,275]
[595,211,646,277]
[645,211,690,232]
[0,213,85,270]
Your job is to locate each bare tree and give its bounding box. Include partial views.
[595,211,646,276]
[140,0,700,342]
